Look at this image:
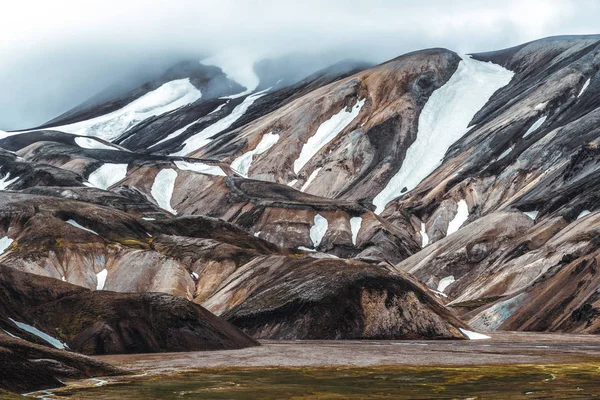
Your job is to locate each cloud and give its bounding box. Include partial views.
[1,0,598,129]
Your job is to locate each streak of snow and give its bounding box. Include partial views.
[309,214,328,248]
[577,210,591,219]
[231,132,280,176]
[523,116,547,138]
[174,160,226,176]
[173,89,270,156]
[151,169,178,214]
[350,217,362,246]
[437,275,455,293]
[36,79,201,141]
[420,222,429,248]
[297,246,317,252]
[293,99,365,174]
[191,272,199,279]
[151,103,228,148]
[142,217,156,221]
[66,220,99,235]
[0,173,19,190]
[3,329,20,339]
[373,56,514,213]
[287,179,298,187]
[74,137,119,151]
[96,269,107,290]
[497,146,513,160]
[9,318,68,349]
[300,167,321,192]
[87,163,128,190]
[459,328,491,340]
[447,200,469,236]
[524,211,539,221]
[578,78,591,97]
[0,236,13,255]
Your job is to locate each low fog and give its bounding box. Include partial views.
[1,0,599,130]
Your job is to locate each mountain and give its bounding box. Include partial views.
[2,36,600,386]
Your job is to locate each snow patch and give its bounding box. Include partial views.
[578,78,591,97]
[142,217,156,221]
[577,210,591,220]
[523,116,547,138]
[87,163,128,190]
[74,137,119,151]
[350,217,362,246]
[151,169,178,214]
[297,246,317,252]
[66,220,99,236]
[38,79,201,141]
[0,236,14,255]
[191,272,199,279]
[287,179,298,187]
[173,89,269,156]
[0,173,19,190]
[174,160,226,176]
[373,56,514,213]
[9,318,68,349]
[151,103,228,148]
[459,328,491,340]
[497,146,513,160]
[310,214,328,248]
[293,99,364,174]
[447,200,469,236]
[300,167,321,192]
[524,211,539,221]
[231,132,279,176]
[437,276,455,293]
[420,222,429,248]
[96,269,107,290]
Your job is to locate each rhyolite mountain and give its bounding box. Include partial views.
[2,36,600,387]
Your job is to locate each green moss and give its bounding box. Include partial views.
[35,363,600,399]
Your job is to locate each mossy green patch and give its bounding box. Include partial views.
[36,363,600,399]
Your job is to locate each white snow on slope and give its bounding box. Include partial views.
[202,50,260,97]
[294,99,365,174]
[38,79,201,141]
[287,179,298,187]
[459,328,491,340]
[437,275,455,293]
[310,214,328,248]
[96,269,108,290]
[524,210,539,221]
[300,167,321,192]
[0,236,14,255]
[578,78,591,97]
[151,103,229,148]
[173,89,270,156]
[87,163,128,190]
[373,56,514,213]
[152,169,178,214]
[577,210,591,219]
[350,217,362,246]
[66,219,99,235]
[420,222,429,248]
[0,173,18,190]
[497,145,514,160]
[9,318,68,349]
[523,116,547,138]
[75,137,120,151]
[231,132,280,176]
[447,200,469,236]
[174,160,226,176]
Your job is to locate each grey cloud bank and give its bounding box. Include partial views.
[1,0,599,130]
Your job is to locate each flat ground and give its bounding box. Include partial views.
[96,332,600,372]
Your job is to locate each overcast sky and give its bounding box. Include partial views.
[1,0,599,130]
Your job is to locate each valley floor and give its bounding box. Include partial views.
[21,333,600,399]
[96,332,600,371]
